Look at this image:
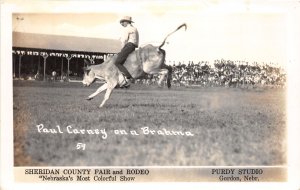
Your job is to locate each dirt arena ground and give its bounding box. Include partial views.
[13,81,286,166]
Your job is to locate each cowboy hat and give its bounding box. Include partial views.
[120,16,134,24]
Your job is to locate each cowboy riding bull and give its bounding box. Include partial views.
[82,23,187,108]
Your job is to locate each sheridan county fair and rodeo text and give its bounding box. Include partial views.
[23,168,264,182]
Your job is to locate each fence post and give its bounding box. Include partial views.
[18,54,24,79]
[61,57,64,81]
[66,56,72,81]
[42,53,49,81]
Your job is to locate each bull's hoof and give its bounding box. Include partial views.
[86,97,93,101]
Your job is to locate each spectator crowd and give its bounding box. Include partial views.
[134,59,286,88]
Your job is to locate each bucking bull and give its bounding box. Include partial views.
[82,23,187,107]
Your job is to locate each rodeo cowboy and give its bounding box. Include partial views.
[114,16,139,87]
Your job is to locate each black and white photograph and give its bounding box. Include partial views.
[1,0,300,189]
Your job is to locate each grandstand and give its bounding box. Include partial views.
[12,32,121,81]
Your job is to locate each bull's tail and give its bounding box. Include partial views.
[158,23,187,50]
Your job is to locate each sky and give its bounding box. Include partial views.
[12,1,288,66]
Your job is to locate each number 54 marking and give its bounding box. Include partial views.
[76,143,86,150]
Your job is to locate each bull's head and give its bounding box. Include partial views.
[82,66,95,87]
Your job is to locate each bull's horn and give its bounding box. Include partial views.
[84,59,91,66]
[83,66,91,71]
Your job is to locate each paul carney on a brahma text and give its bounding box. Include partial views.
[36,124,195,139]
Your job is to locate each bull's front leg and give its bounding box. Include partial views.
[99,80,118,108]
[86,83,108,100]
[99,87,113,108]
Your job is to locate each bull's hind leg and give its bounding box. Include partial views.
[157,65,172,88]
[86,83,108,100]
[165,65,172,88]
[157,69,168,87]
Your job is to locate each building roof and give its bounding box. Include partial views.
[13,32,121,53]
